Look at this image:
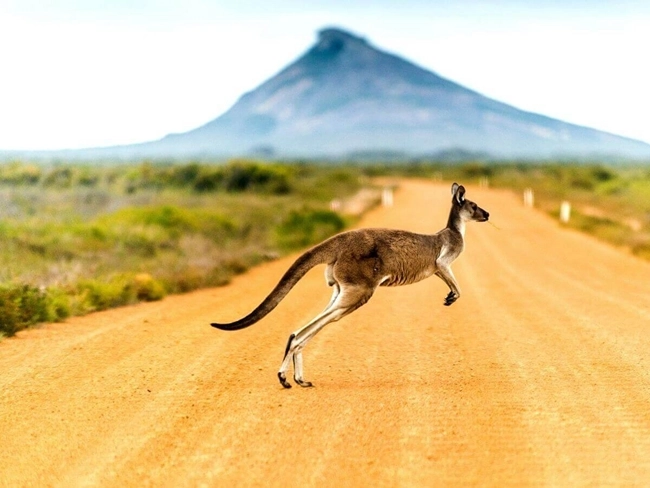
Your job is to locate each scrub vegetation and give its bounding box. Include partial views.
[0,160,364,337]
[3,158,649,337]
[368,160,650,261]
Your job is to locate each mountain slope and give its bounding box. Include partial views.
[161,29,650,157]
[10,27,650,160]
[155,28,649,159]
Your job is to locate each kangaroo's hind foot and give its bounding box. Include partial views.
[292,350,314,387]
[278,371,292,389]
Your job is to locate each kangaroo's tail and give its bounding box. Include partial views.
[210,240,337,331]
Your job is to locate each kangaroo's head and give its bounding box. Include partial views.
[451,183,490,222]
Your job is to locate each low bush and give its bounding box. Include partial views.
[632,241,650,261]
[75,276,137,313]
[133,273,167,301]
[0,284,67,337]
[67,273,168,315]
[0,160,367,337]
[275,209,346,252]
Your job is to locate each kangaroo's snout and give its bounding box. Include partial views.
[473,208,489,222]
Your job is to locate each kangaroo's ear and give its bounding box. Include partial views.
[452,183,466,205]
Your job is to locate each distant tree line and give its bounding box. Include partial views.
[0,160,294,195]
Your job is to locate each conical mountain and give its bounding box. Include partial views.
[28,27,650,160]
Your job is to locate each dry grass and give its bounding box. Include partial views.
[0,160,369,336]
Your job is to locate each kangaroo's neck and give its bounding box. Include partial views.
[446,207,466,238]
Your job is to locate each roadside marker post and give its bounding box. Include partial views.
[382,187,394,208]
[560,201,571,223]
[523,188,534,208]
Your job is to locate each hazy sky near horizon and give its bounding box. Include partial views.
[1,0,649,151]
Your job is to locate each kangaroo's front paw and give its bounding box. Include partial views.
[444,291,458,306]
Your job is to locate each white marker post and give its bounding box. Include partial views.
[560,201,571,223]
[382,187,394,208]
[523,188,534,208]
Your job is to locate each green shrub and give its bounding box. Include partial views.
[0,284,52,337]
[632,242,650,261]
[141,206,198,231]
[164,267,209,293]
[460,162,493,179]
[590,166,616,183]
[43,167,74,188]
[45,287,72,322]
[102,206,238,245]
[75,276,137,313]
[0,162,42,185]
[0,160,365,338]
[222,161,293,194]
[193,169,224,192]
[133,273,166,301]
[122,231,159,257]
[275,209,346,252]
[171,163,201,186]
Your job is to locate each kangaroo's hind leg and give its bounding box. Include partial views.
[324,263,340,309]
[282,264,339,388]
[278,282,374,389]
[277,299,342,388]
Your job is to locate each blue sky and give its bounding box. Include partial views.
[1,0,649,150]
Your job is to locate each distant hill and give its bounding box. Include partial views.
[8,27,650,161]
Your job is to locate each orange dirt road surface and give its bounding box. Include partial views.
[2,180,650,487]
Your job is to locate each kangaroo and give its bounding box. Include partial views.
[211,183,489,388]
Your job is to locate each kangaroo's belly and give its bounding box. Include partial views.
[379,266,436,287]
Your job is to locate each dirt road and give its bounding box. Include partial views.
[2,180,650,487]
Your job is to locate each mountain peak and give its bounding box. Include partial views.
[156,27,650,160]
[317,27,368,47]
[305,27,373,64]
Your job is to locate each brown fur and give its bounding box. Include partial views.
[211,183,489,388]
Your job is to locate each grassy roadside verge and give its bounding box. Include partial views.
[0,161,376,338]
[458,163,650,260]
[367,161,650,260]
[4,158,648,338]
